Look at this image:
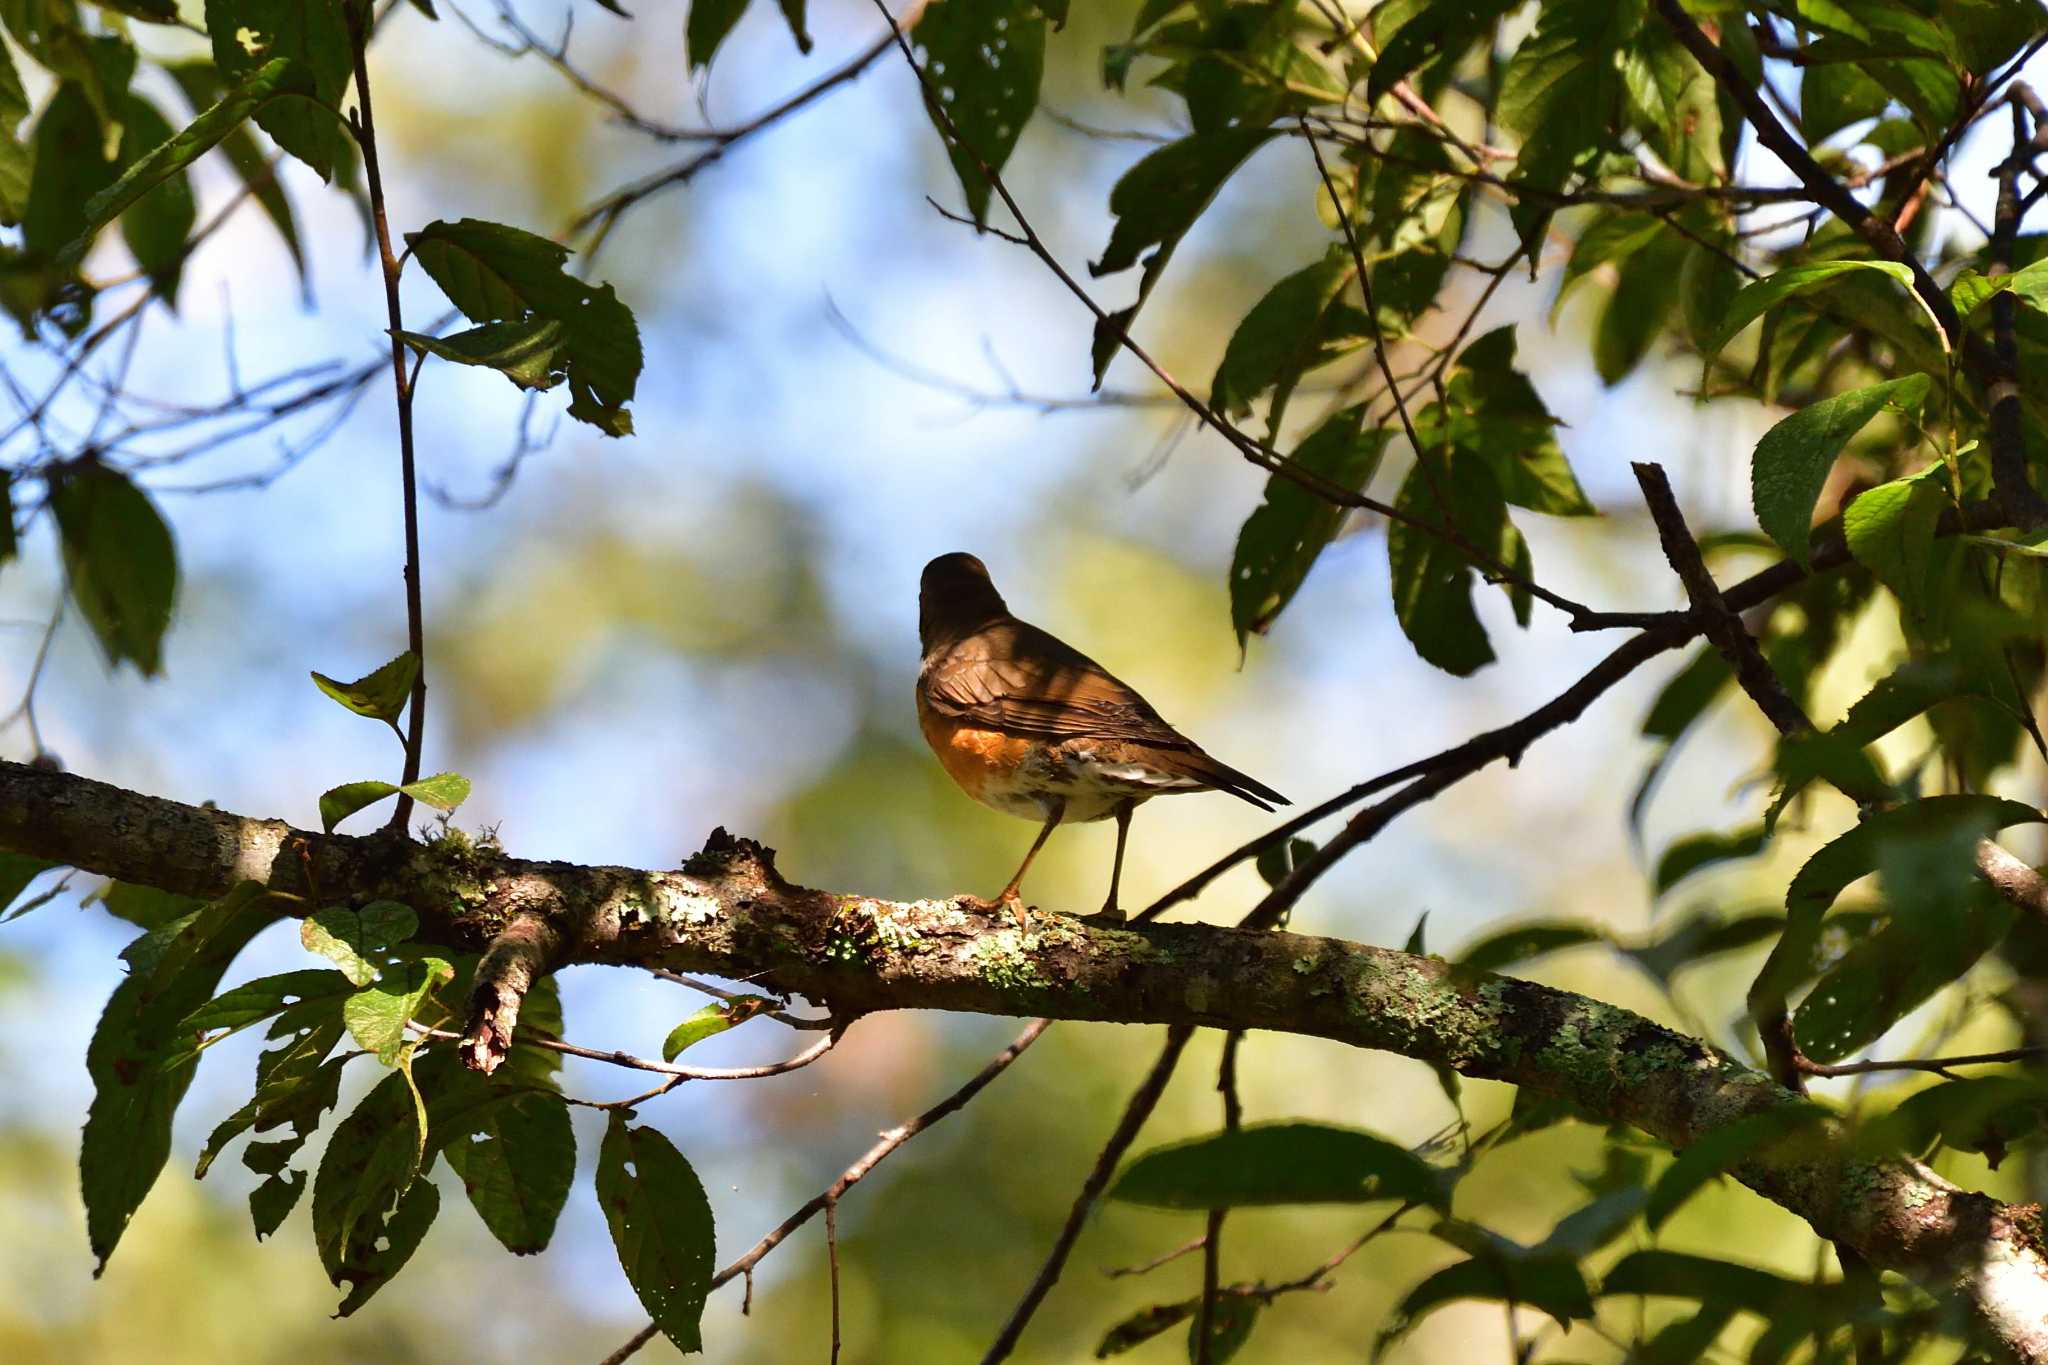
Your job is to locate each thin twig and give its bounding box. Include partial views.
[825,1194,843,1365]
[980,1025,1195,1363]
[345,7,431,830]
[600,1020,1051,1365]
[1798,1046,2047,1079]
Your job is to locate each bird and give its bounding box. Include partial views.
[915,551,1287,928]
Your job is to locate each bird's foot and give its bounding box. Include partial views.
[1095,903,1127,923]
[958,891,1032,935]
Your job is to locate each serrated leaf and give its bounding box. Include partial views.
[598,1113,717,1353]
[81,59,308,244]
[401,771,471,812]
[911,0,1045,227]
[405,218,641,434]
[1751,374,1931,565]
[310,649,418,723]
[1210,249,1351,421]
[205,0,352,179]
[395,319,567,390]
[165,60,304,290]
[1843,462,1948,613]
[1229,406,1390,647]
[164,968,353,1066]
[1110,1122,1447,1211]
[343,955,453,1063]
[300,901,417,985]
[82,883,274,1271]
[49,460,178,676]
[444,1093,575,1254]
[1708,259,1925,360]
[318,780,399,833]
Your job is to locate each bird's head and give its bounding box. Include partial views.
[920,552,1009,653]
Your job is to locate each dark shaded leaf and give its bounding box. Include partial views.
[912,0,1045,227]
[166,60,305,289]
[1096,1299,1195,1356]
[49,460,177,676]
[685,0,747,70]
[598,1113,717,1352]
[1186,1291,1257,1363]
[1110,1122,1447,1211]
[1367,0,1520,104]
[1209,248,1350,422]
[1229,405,1389,647]
[1646,1102,1830,1229]
[406,218,642,434]
[164,967,353,1067]
[1388,447,1528,676]
[1456,920,1606,972]
[1623,911,1784,987]
[206,0,352,179]
[0,852,54,920]
[1653,826,1766,896]
[0,37,31,225]
[82,883,274,1270]
[396,320,567,390]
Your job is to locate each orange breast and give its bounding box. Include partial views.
[918,697,1035,805]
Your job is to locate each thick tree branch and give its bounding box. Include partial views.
[10,760,2048,1360]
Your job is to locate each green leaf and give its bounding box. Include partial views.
[205,0,352,179]
[1186,1292,1257,1363]
[1110,1122,1447,1211]
[1455,921,1606,972]
[1953,258,2048,318]
[1439,327,1592,516]
[82,883,274,1271]
[1392,1255,1593,1335]
[1209,249,1351,421]
[1254,836,1317,890]
[1801,60,1890,142]
[300,901,418,986]
[662,995,775,1062]
[1750,796,2044,1025]
[1844,461,1948,614]
[598,1113,717,1353]
[164,968,353,1066]
[1751,374,1931,565]
[1366,0,1521,105]
[195,1011,348,1181]
[1096,1299,1198,1357]
[911,0,1045,228]
[0,37,32,226]
[0,852,53,920]
[1494,0,1641,250]
[1653,825,1767,896]
[406,218,642,435]
[395,320,568,391]
[343,955,453,1063]
[1387,448,1528,676]
[1229,406,1390,647]
[1600,1249,1805,1313]
[318,780,398,833]
[23,79,121,266]
[1860,1075,2048,1165]
[1645,1102,1829,1229]
[310,649,418,723]
[49,460,177,676]
[1087,128,1274,383]
[685,0,747,70]
[81,59,308,244]
[165,60,304,291]
[311,1067,440,1314]
[401,771,471,812]
[110,95,196,305]
[1708,259,1925,360]
[443,1092,575,1254]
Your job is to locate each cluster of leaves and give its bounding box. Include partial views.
[0,854,764,1354]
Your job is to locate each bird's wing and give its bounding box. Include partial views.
[923,620,1288,810]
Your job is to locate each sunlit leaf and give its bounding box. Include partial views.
[1751,374,1931,566]
[310,649,419,723]
[206,0,352,179]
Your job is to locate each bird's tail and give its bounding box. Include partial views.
[1172,751,1288,811]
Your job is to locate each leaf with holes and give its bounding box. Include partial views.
[301,901,418,985]
[343,955,453,1064]
[406,218,641,434]
[206,0,351,179]
[443,1092,575,1254]
[911,0,1045,228]
[598,1113,717,1352]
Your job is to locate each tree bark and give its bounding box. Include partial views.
[8,760,2048,1361]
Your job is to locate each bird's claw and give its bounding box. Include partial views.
[1095,904,1127,923]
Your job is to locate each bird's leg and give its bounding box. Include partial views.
[1098,798,1135,922]
[990,800,1063,934]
